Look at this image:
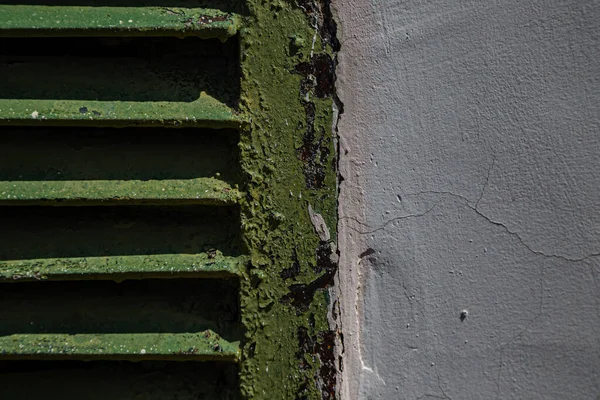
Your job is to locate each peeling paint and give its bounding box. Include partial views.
[238,0,340,398]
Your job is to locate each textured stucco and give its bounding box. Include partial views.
[334,0,600,399]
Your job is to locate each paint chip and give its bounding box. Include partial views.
[308,204,331,241]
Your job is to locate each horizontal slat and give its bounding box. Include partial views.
[0,332,239,362]
[0,6,240,40]
[0,254,245,281]
[0,178,242,206]
[0,96,242,128]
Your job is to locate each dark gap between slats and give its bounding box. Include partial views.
[0,361,240,400]
[0,206,242,259]
[0,36,240,107]
[0,278,241,340]
[0,127,241,184]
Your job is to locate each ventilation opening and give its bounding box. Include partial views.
[0,206,242,260]
[0,361,240,400]
[0,127,240,184]
[0,278,241,340]
[0,36,240,106]
[0,1,248,396]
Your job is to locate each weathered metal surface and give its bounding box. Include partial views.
[0,332,239,362]
[0,178,242,206]
[0,6,240,40]
[0,96,242,128]
[0,254,245,282]
[235,1,340,398]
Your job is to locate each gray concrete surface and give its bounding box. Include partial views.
[333,1,600,398]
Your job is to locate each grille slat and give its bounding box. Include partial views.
[0,98,241,128]
[0,6,240,40]
[0,254,246,282]
[0,332,239,362]
[0,179,242,206]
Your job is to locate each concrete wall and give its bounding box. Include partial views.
[334,1,600,398]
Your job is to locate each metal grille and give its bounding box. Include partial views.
[0,4,245,399]
[0,1,340,398]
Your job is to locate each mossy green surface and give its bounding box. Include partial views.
[0,96,241,128]
[0,6,240,39]
[238,1,339,398]
[0,178,242,205]
[0,254,246,282]
[0,332,239,362]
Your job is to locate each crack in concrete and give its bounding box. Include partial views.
[341,156,598,397]
[475,155,496,210]
[412,307,455,400]
[434,369,454,400]
[343,157,600,262]
[417,395,451,400]
[494,260,546,399]
[417,369,453,400]
[341,204,438,235]
[430,335,454,400]
[591,265,600,320]
[343,189,600,263]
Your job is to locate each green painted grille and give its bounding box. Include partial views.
[0,6,240,39]
[0,1,340,399]
[0,3,245,399]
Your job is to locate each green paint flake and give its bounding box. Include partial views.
[0,254,246,282]
[0,332,239,362]
[0,178,242,206]
[0,6,240,40]
[0,96,242,128]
